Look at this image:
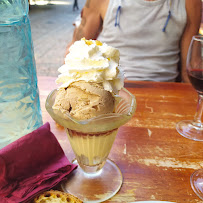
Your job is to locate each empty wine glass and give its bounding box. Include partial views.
[176,35,203,141]
[190,169,203,200]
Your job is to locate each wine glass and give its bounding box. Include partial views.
[46,87,136,202]
[190,169,203,200]
[176,35,203,200]
[176,35,203,141]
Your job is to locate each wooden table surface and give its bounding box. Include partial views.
[38,76,203,203]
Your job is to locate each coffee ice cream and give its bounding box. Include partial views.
[53,81,115,120]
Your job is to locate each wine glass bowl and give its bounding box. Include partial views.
[188,70,203,94]
[176,35,203,141]
[187,36,203,94]
[46,88,136,202]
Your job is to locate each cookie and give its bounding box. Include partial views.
[33,190,83,203]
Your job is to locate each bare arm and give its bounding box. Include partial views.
[66,0,108,55]
[180,0,202,82]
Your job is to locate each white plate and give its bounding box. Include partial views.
[131,201,174,203]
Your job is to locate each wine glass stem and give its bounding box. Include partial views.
[193,93,203,127]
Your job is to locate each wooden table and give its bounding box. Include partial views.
[38,76,203,203]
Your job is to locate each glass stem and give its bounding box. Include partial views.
[193,93,203,127]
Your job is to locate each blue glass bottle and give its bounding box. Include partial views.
[0,0,43,149]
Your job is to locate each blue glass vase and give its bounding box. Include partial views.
[0,0,43,149]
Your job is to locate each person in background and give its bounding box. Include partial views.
[73,0,79,11]
[67,0,202,83]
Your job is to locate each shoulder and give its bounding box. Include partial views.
[185,0,201,7]
[185,0,201,25]
[84,0,108,10]
[83,0,109,20]
[185,0,202,15]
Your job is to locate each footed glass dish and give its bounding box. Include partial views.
[46,87,136,202]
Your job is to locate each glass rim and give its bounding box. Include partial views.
[46,88,136,124]
[193,35,203,42]
[45,88,136,133]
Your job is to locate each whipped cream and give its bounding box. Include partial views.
[56,38,124,94]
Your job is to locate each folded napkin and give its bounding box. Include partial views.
[0,122,77,203]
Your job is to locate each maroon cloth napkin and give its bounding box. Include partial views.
[0,122,77,203]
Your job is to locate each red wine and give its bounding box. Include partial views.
[188,69,203,93]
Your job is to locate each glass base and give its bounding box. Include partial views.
[61,158,123,202]
[190,169,203,200]
[176,120,203,141]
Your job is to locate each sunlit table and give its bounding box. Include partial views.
[38,76,203,203]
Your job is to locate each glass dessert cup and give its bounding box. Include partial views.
[46,88,136,202]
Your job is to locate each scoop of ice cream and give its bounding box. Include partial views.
[56,38,124,94]
[53,81,115,120]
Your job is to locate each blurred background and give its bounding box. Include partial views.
[29,0,203,77]
[29,0,85,77]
